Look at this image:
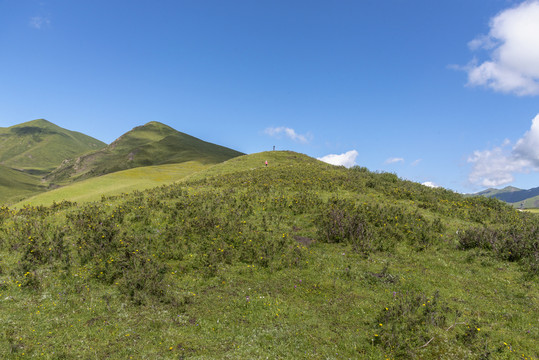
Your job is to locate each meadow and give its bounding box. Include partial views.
[0,151,536,359]
[0,166,46,205]
[15,161,211,208]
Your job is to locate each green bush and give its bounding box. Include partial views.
[372,290,452,358]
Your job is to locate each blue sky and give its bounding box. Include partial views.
[2,0,539,193]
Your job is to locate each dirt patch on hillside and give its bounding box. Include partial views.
[294,236,315,246]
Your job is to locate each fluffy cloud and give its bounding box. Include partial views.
[318,150,358,168]
[468,114,539,187]
[264,127,309,143]
[466,0,539,95]
[385,157,404,164]
[513,115,539,166]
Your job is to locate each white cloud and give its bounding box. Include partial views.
[29,16,50,29]
[422,181,440,188]
[264,126,309,143]
[318,150,358,168]
[465,0,539,95]
[513,114,539,166]
[468,114,539,187]
[411,159,422,166]
[385,157,404,164]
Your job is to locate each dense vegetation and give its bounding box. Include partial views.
[0,151,537,359]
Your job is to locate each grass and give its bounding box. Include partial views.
[14,161,211,207]
[44,121,243,184]
[0,119,105,173]
[0,165,46,204]
[0,120,243,206]
[0,151,537,359]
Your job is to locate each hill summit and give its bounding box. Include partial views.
[45,121,244,184]
[0,150,536,358]
[0,119,105,175]
[476,185,539,208]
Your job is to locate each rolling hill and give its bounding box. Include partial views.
[0,119,106,175]
[16,161,212,207]
[0,151,536,358]
[0,164,46,204]
[0,119,244,206]
[44,121,244,184]
[477,185,539,208]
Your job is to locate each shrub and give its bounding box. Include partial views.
[372,290,451,358]
[457,223,539,275]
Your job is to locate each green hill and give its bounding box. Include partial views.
[0,151,536,359]
[16,161,211,207]
[476,186,522,197]
[0,119,105,175]
[0,165,46,204]
[477,185,539,208]
[45,121,244,184]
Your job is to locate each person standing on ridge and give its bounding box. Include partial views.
[265,160,268,167]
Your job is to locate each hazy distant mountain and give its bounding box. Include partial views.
[44,121,244,184]
[0,119,106,175]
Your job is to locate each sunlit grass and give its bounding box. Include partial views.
[14,161,209,207]
[0,151,537,359]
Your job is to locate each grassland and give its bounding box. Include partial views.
[0,165,46,204]
[0,151,536,359]
[0,119,243,206]
[15,161,211,207]
[45,121,244,184]
[0,119,105,174]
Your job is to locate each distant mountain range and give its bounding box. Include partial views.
[476,186,539,208]
[0,119,243,204]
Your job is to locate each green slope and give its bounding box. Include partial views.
[0,165,46,204]
[16,161,211,207]
[0,151,536,358]
[477,185,539,208]
[514,194,539,209]
[185,150,320,181]
[45,121,244,184]
[476,186,522,197]
[0,119,106,174]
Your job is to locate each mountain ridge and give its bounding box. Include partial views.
[44,121,244,184]
[476,185,539,208]
[0,119,106,174]
[0,119,244,205]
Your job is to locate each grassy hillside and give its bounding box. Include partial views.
[45,121,244,184]
[0,165,46,204]
[513,195,539,209]
[15,161,211,207]
[477,186,539,209]
[0,119,105,174]
[477,186,522,197]
[0,151,536,359]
